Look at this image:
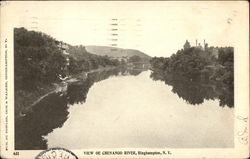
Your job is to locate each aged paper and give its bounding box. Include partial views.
[0,1,249,159]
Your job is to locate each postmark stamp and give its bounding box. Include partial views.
[35,148,78,159]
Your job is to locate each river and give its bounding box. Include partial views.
[15,68,234,150]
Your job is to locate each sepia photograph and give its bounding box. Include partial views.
[0,1,249,159]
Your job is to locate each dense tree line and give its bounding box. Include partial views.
[14,28,67,90]
[212,47,234,86]
[150,46,234,107]
[14,27,121,91]
[67,45,120,74]
[150,46,234,84]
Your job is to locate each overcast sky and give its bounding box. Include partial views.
[6,1,248,57]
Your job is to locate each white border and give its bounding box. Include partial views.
[0,1,249,159]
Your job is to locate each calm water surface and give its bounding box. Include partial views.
[15,68,234,149]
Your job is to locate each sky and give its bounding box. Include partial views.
[4,1,248,57]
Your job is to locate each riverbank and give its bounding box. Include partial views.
[15,65,118,120]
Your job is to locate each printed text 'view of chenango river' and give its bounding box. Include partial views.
[16,68,233,149]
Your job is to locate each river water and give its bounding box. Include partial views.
[15,68,234,149]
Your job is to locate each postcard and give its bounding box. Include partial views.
[0,1,249,158]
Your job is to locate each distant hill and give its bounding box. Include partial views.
[67,45,94,61]
[85,46,151,59]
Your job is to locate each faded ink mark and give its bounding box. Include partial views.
[236,115,248,145]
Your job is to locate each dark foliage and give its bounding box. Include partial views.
[15,68,143,149]
[67,46,121,74]
[128,55,142,63]
[150,46,234,107]
[14,27,122,91]
[14,28,67,90]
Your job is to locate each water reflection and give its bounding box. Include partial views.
[15,93,68,149]
[15,68,144,150]
[45,71,233,148]
[67,68,143,105]
[150,70,234,108]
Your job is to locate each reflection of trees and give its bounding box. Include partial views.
[67,68,143,105]
[216,85,234,108]
[66,68,143,105]
[127,69,143,76]
[150,70,234,108]
[171,80,216,105]
[15,93,68,150]
[67,79,93,105]
[15,68,144,150]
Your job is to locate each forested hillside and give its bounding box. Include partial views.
[14,28,67,90]
[14,27,120,91]
[14,27,121,117]
[85,45,151,59]
[67,45,120,74]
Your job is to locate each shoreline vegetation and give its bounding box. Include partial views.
[14,27,150,119]
[150,41,234,107]
[15,68,145,150]
[15,66,117,119]
[14,27,234,120]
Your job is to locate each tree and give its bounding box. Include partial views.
[14,27,67,90]
[129,55,141,63]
